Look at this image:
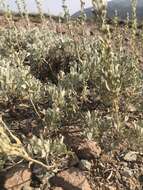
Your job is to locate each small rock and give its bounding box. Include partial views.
[79,160,92,171]
[49,167,92,190]
[122,167,133,177]
[123,151,138,162]
[3,166,31,190]
[64,134,101,160]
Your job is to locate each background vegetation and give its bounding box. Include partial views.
[0,0,143,189]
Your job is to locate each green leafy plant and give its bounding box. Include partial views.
[0,0,142,174]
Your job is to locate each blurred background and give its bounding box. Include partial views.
[0,0,93,15]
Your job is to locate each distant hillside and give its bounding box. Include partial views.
[71,7,95,19]
[71,0,143,22]
[107,0,143,21]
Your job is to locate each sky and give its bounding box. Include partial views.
[0,0,94,15]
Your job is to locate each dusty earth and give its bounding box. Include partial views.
[0,123,142,190]
[0,15,143,190]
